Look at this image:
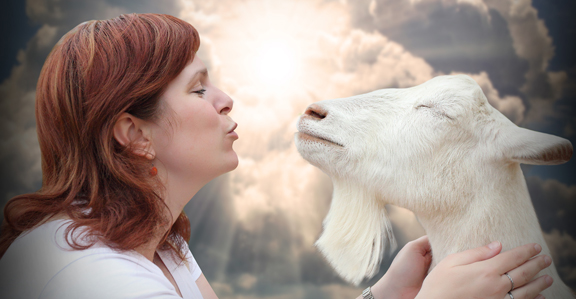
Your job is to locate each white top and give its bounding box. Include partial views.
[0,219,204,299]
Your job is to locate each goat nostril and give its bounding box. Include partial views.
[304,104,327,120]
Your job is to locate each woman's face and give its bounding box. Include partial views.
[151,55,238,185]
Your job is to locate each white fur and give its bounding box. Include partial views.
[295,75,574,297]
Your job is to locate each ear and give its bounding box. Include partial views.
[499,126,573,165]
[113,113,155,160]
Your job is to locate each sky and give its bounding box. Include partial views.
[0,0,575,298]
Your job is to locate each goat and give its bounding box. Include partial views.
[295,74,574,298]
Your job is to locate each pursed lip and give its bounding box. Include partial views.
[228,123,237,134]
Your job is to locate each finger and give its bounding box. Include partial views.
[503,275,553,299]
[504,255,552,289]
[489,243,542,274]
[408,235,431,255]
[445,241,502,266]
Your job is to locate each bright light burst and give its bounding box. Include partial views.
[180,0,347,98]
[254,39,299,87]
[179,0,352,236]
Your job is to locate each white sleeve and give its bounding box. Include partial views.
[40,253,182,299]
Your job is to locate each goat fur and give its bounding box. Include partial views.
[295,75,574,297]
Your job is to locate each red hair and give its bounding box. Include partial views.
[0,13,200,258]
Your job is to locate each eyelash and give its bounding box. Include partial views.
[192,88,206,96]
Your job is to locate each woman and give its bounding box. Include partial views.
[0,13,553,299]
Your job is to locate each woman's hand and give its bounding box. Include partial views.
[369,235,433,299]
[415,241,553,299]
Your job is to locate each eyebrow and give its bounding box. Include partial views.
[186,68,208,90]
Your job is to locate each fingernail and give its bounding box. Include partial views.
[545,276,553,286]
[534,244,542,252]
[535,295,545,299]
[488,241,500,250]
[544,255,552,266]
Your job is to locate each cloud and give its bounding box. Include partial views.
[315,284,363,299]
[321,29,435,95]
[526,176,576,289]
[452,71,525,123]
[543,230,576,289]
[345,0,572,127]
[484,0,568,123]
[229,151,331,247]
[311,29,522,123]
[350,0,528,94]
[210,282,362,299]
[0,25,60,205]
[26,0,180,26]
[527,176,576,236]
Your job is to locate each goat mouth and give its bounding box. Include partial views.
[297,132,344,147]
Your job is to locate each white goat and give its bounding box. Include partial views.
[295,75,574,298]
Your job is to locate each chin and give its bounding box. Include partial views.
[224,151,239,172]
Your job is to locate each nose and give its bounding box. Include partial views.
[215,88,234,115]
[304,104,327,120]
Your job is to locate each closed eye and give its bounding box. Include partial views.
[415,104,454,120]
[192,88,206,96]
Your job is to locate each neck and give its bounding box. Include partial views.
[136,169,205,262]
[413,164,548,267]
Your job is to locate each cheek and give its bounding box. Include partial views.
[154,101,220,151]
[179,102,221,146]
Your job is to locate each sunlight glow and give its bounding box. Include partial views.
[179,0,356,244]
[179,0,347,97]
[254,39,298,87]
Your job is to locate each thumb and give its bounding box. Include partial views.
[445,241,502,266]
[411,235,432,256]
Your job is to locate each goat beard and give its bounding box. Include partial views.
[315,179,397,286]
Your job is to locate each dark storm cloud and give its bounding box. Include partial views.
[543,229,576,290]
[528,176,576,236]
[0,24,57,210]
[26,0,180,26]
[0,0,39,82]
[527,175,576,289]
[348,0,529,97]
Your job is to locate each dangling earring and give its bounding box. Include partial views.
[149,164,158,176]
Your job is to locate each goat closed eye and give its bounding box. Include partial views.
[415,103,454,120]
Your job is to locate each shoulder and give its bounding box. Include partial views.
[0,220,181,299]
[0,219,82,298]
[40,251,181,299]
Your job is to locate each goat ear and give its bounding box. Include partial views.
[500,126,573,165]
